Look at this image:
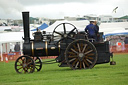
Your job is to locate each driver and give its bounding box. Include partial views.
[85,21,98,41]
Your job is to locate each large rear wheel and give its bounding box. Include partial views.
[65,39,97,70]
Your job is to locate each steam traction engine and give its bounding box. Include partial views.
[15,12,115,73]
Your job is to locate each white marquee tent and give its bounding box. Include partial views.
[99,22,128,34]
[1,20,128,61]
[43,20,89,32]
[0,31,35,61]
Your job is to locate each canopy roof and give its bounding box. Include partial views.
[0,31,34,43]
[104,31,128,37]
[43,20,89,32]
[119,15,128,19]
[1,21,128,44]
[31,23,48,31]
[99,22,128,34]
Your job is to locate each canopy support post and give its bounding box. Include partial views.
[0,43,3,61]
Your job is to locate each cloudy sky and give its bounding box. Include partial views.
[0,0,128,19]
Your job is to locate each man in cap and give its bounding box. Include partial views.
[85,20,98,41]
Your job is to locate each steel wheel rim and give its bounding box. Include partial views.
[15,56,35,73]
[65,39,97,70]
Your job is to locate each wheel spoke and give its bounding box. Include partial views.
[26,61,32,66]
[22,59,24,63]
[24,57,27,63]
[72,59,78,66]
[18,61,22,65]
[68,52,76,55]
[35,66,38,70]
[71,48,78,54]
[73,45,78,51]
[75,61,79,68]
[87,57,94,60]
[63,23,66,34]
[84,50,93,55]
[68,27,76,35]
[16,65,22,66]
[82,44,87,53]
[17,67,23,70]
[32,57,42,72]
[86,59,92,64]
[68,55,77,58]
[79,61,82,69]
[77,43,81,52]
[84,46,90,52]
[54,31,63,36]
[80,43,83,51]
[87,53,95,56]
[24,69,28,73]
[69,58,76,62]
[83,62,86,69]
[84,59,89,67]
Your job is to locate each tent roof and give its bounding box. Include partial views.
[119,15,128,19]
[104,31,128,37]
[99,22,128,34]
[0,32,23,43]
[31,23,48,31]
[1,21,128,44]
[0,20,89,44]
[43,20,89,32]
[0,32,34,43]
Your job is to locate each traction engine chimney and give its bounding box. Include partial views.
[22,12,30,43]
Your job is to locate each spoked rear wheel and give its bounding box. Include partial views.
[15,55,35,73]
[65,39,97,70]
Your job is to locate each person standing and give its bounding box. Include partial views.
[93,21,100,41]
[124,37,128,44]
[14,42,20,52]
[85,21,98,41]
[93,21,99,33]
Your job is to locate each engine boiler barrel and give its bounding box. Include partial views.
[23,41,60,56]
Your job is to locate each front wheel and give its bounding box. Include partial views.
[15,55,35,73]
[32,57,42,72]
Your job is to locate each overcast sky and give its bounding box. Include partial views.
[0,0,128,19]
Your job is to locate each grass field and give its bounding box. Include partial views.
[0,54,128,85]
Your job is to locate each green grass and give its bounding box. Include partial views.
[0,54,128,85]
